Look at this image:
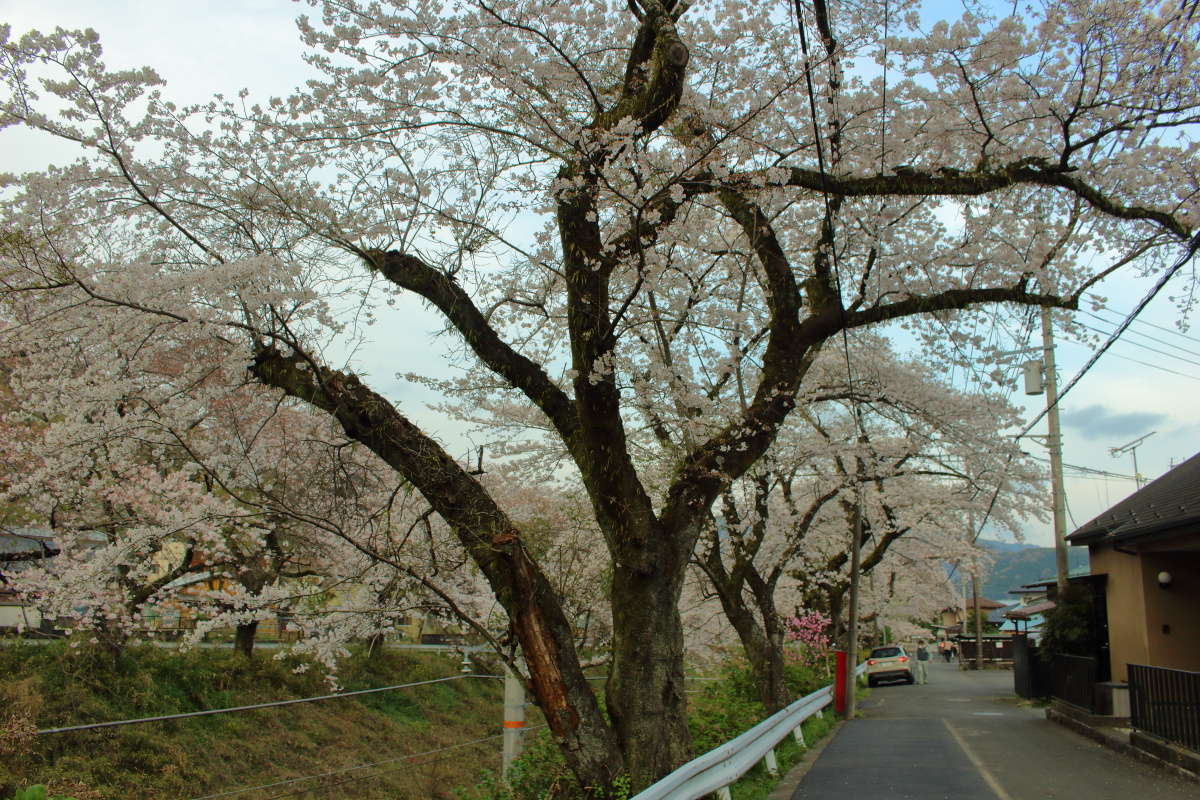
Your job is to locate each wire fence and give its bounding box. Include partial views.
[21,669,540,799]
[34,673,503,735]
[25,663,729,799]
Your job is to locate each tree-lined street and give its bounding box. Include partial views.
[2,0,1198,795]
[788,661,1198,800]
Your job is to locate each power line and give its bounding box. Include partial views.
[35,674,500,735]
[1022,452,1136,481]
[1073,320,1200,368]
[1021,230,1200,435]
[970,232,1200,546]
[1079,309,1200,359]
[1083,294,1200,345]
[1064,492,1079,529]
[1089,350,1200,382]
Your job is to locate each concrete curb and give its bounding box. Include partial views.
[1045,706,1199,784]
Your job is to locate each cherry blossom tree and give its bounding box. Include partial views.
[0,305,493,663]
[2,300,611,673]
[2,0,1198,790]
[690,336,1040,709]
[0,312,368,655]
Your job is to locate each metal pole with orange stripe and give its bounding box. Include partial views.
[502,664,526,777]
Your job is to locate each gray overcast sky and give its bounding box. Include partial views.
[3,1,1198,548]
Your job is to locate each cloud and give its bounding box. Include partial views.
[1062,405,1166,440]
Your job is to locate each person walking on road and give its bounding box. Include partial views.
[915,640,931,684]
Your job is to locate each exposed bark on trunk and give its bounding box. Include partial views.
[608,563,692,788]
[748,572,790,712]
[693,481,796,713]
[828,589,846,646]
[235,620,258,657]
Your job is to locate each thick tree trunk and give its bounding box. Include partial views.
[235,620,258,657]
[608,565,692,789]
[828,589,845,646]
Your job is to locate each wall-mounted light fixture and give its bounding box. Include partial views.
[1157,570,1172,589]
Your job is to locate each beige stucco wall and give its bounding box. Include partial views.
[1090,543,1149,682]
[1090,540,1200,681]
[1137,550,1200,673]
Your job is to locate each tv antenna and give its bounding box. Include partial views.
[1109,432,1156,489]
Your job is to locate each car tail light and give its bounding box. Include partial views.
[898,656,908,662]
[867,659,876,665]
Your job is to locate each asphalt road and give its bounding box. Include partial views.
[788,658,1198,799]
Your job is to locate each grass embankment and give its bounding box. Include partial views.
[0,642,506,800]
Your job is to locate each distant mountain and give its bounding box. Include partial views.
[976,540,1089,601]
[978,538,1036,554]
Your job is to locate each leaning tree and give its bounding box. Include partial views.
[1,0,1197,791]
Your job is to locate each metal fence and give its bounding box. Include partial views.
[1012,636,1051,699]
[630,664,866,800]
[1052,653,1097,712]
[1129,663,1200,752]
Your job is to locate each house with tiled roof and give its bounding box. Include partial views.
[1062,451,1200,758]
[1066,451,1200,683]
[936,597,1006,636]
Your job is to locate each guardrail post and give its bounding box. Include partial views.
[764,746,779,776]
[502,664,526,778]
[717,786,732,800]
[792,723,806,747]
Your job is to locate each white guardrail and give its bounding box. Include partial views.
[631,663,868,800]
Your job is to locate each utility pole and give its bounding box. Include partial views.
[843,494,864,719]
[1110,432,1157,489]
[1005,311,1069,594]
[1039,307,1070,596]
[969,512,982,671]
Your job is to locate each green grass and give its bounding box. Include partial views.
[0,641,506,800]
[4,644,859,800]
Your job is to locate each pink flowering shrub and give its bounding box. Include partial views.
[786,611,832,669]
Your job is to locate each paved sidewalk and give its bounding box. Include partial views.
[786,659,1197,799]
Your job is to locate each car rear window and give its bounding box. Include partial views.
[870,647,902,658]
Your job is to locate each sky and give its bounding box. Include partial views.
[2,1,1198,549]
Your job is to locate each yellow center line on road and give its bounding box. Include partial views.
[943,718,1015,800]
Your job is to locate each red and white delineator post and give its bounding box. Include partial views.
[502,664,526,778]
